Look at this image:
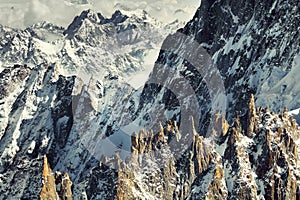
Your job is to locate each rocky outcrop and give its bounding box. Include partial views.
[40,155,59,200]
[95,96,300,200]
[55,172,73,200]
[252,113,300,200]
[40,155,73,200]
[75,96,296,199]
[247,94,256,136]
[81,119,217,200]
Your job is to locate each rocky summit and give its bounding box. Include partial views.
[0,0,299,199]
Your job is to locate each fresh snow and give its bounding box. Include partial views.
[289,108,300,125]
[27,141,36,154]
[257,53,300,112]
[0,61,3,72]
[125,48,160,89]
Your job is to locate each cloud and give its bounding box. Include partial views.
[23,0,91,27]
[24,0,50,27]
[0,0,200,28]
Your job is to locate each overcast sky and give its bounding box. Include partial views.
[0,0,200,28]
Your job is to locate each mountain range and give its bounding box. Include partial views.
[0,0,299,199]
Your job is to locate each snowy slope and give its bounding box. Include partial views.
[0,9,181,199]
[289,107,300,124]
[257,53,300,112]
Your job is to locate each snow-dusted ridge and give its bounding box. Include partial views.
[0,0,300,199]
[0,9,186,199]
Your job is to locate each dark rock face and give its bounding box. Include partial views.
[136,0,300,135]
[85,164,118,200]
[48,75,75,166]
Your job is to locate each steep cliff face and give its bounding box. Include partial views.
[181,0,300,112]
[136,0,300,134]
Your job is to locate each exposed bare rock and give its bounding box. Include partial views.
[187,155,228,200]
[71,102,300,200]
[55,172,73,200]
[40,155,59,200]
[40,155,73,200]
[1,63,299,200]
[214,113,229,137]
[247,94,256,136]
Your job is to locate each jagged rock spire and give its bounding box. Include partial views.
[214,112,229,137]
[40,155,73,200]
[247,93,256,136]
[40,155,59,200]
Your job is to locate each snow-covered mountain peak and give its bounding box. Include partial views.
[0,0,299,199]
[0,8,178,81]
[108,10,128,24]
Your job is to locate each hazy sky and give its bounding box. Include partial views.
[0,0,200,28]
